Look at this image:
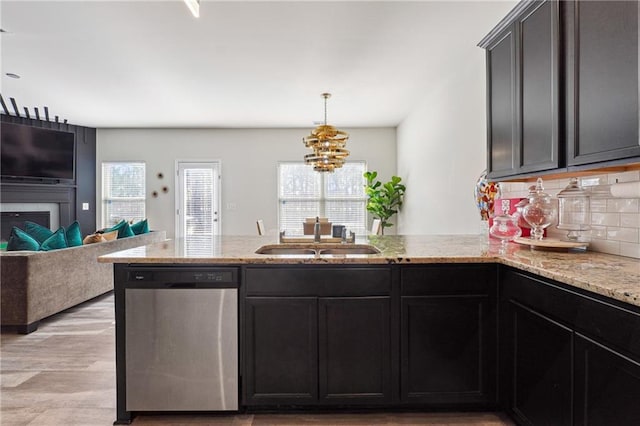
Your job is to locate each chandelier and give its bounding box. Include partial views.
[303,93,349,172]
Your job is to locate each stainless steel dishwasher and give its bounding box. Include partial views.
[124,267,238,411]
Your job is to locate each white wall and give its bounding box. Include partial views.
[396,1,516,235]
[97,128,396,238]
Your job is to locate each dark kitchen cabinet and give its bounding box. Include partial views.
[564,0,640,167]
[481,0,560,179]
[481,0,640,179]
[500,267,640,425]
[244,297,318,405]
[318,297,391,404]
[400,265,497,406]
[574,335,640,425]
[484,23,517,178]
[242,267,393,406]
[504,301,573,425]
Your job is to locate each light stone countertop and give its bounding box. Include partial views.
[99,235,640,308]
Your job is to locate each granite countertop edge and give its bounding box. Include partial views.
[98,235,640,309]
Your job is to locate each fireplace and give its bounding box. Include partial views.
[0,183,72,241]
[1,211,51,241]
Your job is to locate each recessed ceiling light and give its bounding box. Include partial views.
[183,0,200,18]
[6,73,20,79]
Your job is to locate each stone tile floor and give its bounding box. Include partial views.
[1,293,513,426]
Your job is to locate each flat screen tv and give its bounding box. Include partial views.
[1,122,75,182]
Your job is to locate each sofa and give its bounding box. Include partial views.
[1,230,166,333]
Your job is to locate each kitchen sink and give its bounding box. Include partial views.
[317,246,380,255]
[255,244,380,256]
[254,247,317,255]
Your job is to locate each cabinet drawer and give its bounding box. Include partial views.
[401,264,495,296]
[245,267,391,297]
[502,269,640,360]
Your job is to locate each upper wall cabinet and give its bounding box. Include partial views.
[564,0,640,167]
[481,0,640,179]
[481,0,560,180]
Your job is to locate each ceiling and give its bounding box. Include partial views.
[0,1,515,129]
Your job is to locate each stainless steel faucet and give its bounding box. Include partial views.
[313,217,321,242]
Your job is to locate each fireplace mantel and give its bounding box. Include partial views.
[1,183,74,228]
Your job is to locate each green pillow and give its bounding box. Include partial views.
[65,221,83,247]
[39,227,68,251]
[130,219,149,235]
[7,227,40,251]
[105,220,134,239]
[24,221,54,244]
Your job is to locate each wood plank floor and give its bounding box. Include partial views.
[1,293,514,426]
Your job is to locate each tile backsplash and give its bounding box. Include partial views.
[499,170,640,259]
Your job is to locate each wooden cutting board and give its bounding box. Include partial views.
[513,237,589,249]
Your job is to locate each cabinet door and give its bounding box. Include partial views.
[400,295,493,405]
[507,301,573,426]
[244,297,317,405]
[486,24,518,179]
[517,0,560,174]
[318,297,391,404]
[575,334,640,425]
[565,0,640,166]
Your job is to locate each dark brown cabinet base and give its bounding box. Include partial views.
[575,335,640,425]
[244,297,318,404]
[505,301,573,425]
[400,265,497,407]
[500,267,640,426]
[242,266,394,407]
[241,263,640,425]
[319,296,391,404]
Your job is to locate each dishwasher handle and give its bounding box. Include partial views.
[165,283,197,289]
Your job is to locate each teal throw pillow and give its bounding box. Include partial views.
[65,221,83,247]
[24,221,54,244]
[39,227,68,251]
[130,219,149,235]
[105,220,135,239]
[7,227,40,251]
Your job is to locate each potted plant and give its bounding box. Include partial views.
[364,171,406,235]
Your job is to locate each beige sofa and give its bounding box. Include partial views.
[1,231,166,333]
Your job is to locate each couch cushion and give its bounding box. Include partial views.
[39,228,68,251]
[130,219,149,235]
[65,221,83,247]
[101,230,118,241]
[105,220,135,239]
[24,221,54,244]
[7,227,40,251]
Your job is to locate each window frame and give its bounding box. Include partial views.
[101,161,146,229]
[277,161,367,236]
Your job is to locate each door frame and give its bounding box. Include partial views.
[174,159,222,239]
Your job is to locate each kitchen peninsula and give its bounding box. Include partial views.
[100,235,640,425]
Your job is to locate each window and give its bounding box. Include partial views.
[278,161,367,236]
[101,162,145,228]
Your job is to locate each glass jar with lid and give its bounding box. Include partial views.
[522,178,557,240]
[556,177,590,241]
[490,205,522,253]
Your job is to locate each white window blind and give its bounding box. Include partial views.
[278,162,366,236]
[182,167,215,239]
[101,162,146,228]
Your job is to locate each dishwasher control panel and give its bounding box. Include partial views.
[126,267,238,286]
